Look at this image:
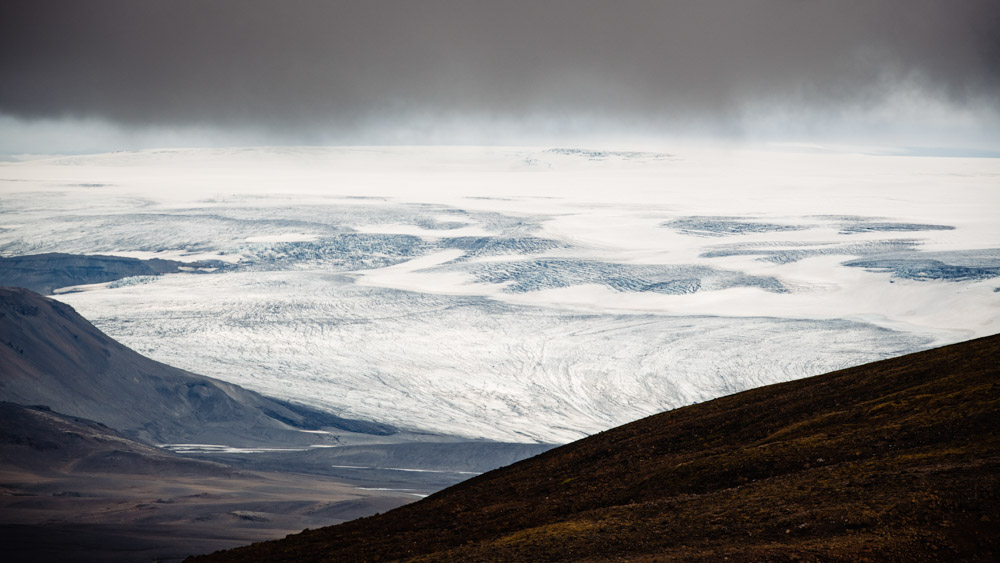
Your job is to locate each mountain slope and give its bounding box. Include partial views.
[0,286,392,445]
[0,252,189,295]
[194,334,1000,561]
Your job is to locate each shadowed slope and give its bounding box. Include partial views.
[0,253,189,295]
[0,286,393,445]
[194,334,1000,561]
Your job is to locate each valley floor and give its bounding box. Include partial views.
[0,468,414,562]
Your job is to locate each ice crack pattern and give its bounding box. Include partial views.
[2,146,997,442]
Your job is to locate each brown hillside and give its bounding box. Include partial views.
[192,335,1000,562]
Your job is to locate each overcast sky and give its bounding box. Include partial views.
[2,0,998,153]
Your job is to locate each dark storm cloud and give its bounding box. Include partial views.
[1,0,998,138]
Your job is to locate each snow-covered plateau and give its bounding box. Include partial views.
[1,146,998,442]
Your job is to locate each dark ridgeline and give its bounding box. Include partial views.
[193,335,1000,561]
[0,253,189,295]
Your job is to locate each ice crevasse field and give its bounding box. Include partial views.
[1,146,998,443]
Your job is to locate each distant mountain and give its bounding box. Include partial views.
[0,286,393,445]
[0,253,195,294]
[194,334,1000,561]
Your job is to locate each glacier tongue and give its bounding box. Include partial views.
[57,269,929,443]
[3,146,998,443]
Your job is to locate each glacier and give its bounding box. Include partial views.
[1,145,997,443]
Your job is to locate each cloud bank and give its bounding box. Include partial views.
[2,0,998,148]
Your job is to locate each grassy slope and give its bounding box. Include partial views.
[194,335,1000,562]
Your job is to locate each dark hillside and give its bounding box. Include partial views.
[194,334,1000,561]
[0,252,189,294]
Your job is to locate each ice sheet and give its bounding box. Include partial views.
[2,146,997,442]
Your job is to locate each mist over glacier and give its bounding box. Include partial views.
[1,146,997,442]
